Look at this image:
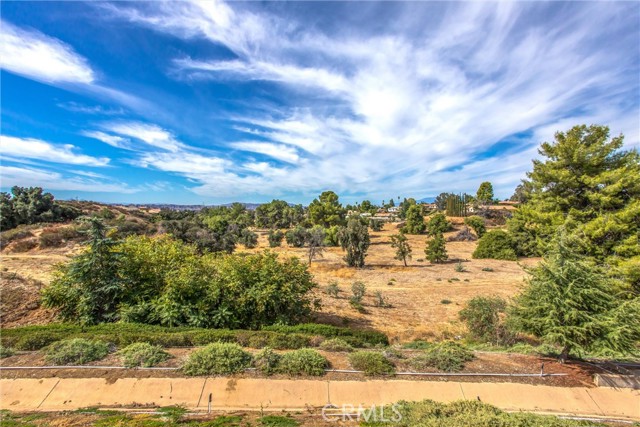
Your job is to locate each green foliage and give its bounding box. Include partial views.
[306,225,326,263]
[325,281,340,298]
[476,182,495,205]
[338,218,370,267]
[308,191,345,227]
[425,213,451,236]
[459,297,508,344]
[45,338,109,365]
[0,186,81,230]
[510,181,533,203]
[463,216,486,237]
[390,232,412,266]
[425,233,447,263]
[350,281,366,303]
[402,205,425,234]
[348,351,395,375]
[323,225,340,246]
[373,291,390,308]
[255,200,304,229]
[472,230,517,261]
[285,225,308,247]
[319,337,354,352]
[237,229,258,248]
[369,218,384,231]
[42,218,124,325]
[0,345,15,358]
[409,341,474,372]
[182,342,252,375]
[267,229,284,247]
[118,342,170,368]
[259,415,300,427]
[507,125,640,293]
[252,347,281,375]
[277,348,328,376]
[509,231,640,361]
[262,323,389,346]
[445,194,471,217]
[43,231,318,329]
[454,262,466,273]
[364,399,603,427]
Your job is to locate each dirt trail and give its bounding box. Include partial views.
[1,377,637,420]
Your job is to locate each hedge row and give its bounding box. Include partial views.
[0,322,388,351]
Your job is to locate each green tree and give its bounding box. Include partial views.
[476,182,494,206]
[306,226,326,264]
[390,232,412,267]
[509,230,640,362]
[464,216,486,237]
[472,230,517,261]
[426,213,451,236]
[398,198,417,219]
[285,225,309,248]
[308,191,346,227]
[402,204,425,234]
[509,181,533,203]
[42,218,124,325]
[434,192,454,211]
[338,218,370,268]
[425,232,448,263]
[359,200,376,214]
[268,229,285,247]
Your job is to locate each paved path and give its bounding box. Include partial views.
[1,378,638,420]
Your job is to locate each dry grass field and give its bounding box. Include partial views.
[0,217,539,341]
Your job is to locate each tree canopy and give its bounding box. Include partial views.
[308,191,346,227]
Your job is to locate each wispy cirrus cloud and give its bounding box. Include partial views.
[100,0,639,201]
[98,122,184,152]
[0,135,110,167]
[0,19,95,84]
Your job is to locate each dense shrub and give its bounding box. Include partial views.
[268,230,284,247]
[238,229,258,248]
[118,342,170,368]
[285,226,309,247]
[338,218,370,267]
[1,186,81,230]
[0,226,34,249]
[39,228,65,248]
[0,345,15,358]
[472,230,518,261]
[348,351,395,375]
[425,233,448,263]
[402,205,425,234]
[277,348,328,376]
[43,225,318,328]
[426,213,451,236]
[464,216,486,237]
[182,343,252,376]
[253,347,281,375]
[350,281,366,303]
[45,338,109,365]
[319,338,354,352]
[369,219,384,231]
[459,297,508,344]
[323,225,340,246]
[409,341,474,372]
[10,238,38,252]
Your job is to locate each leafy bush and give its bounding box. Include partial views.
[402,205,425,234]
[319,338,354,352]
[45,338,109,365]
[0,226,34,249]
[268,230,284,247]
[472,230,518,261]
[454,262,466,273]
[373,291,390,308]
[285,226,309,247]
[118,342,170,368]
[182,343,252,376]
[464,216,487,237]
[43,226,318,329]
[253,347,281,375]
[348,351,395,375]
[351,281,366,302]
[459,297,507,344]
[1,186,81,230]
[426,213,451,236]
[238,229,258,248]
[277,348,328,376]
[325,281,340,297]
[323,225,340,247]
[0,345,15,358]
[369,219,384,231]
[409,341,474,372]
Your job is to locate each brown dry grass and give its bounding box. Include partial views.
[1,217,539,342]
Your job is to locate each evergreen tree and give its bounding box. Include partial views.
[426,213,451,236]
[402,204,425,234]
[509,230,640,362]
[425,232,448,263]
[308,191,346,227]
[390,232,412,267]
[476,182,494,206]
[338,218,370,268]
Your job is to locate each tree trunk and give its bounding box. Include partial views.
[403,257,407,267]
[559,345,570,364]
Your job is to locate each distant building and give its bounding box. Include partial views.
[388,206,400,213]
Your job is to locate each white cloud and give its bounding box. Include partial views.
[100,122,183,152]
[0,19,94,84]
[0,135,110,167]
[101,1,640,201]
[230,141,300,164]
[0,165,136,193]
[82,131,130,149]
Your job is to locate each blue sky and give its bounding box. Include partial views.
[1,1,639,205]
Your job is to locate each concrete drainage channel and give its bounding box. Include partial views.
[1,376,638,421]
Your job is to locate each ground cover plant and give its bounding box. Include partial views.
[44,338,109,365]
[118,342,171,368]
[348,351,395,375]
[182,342,252,375]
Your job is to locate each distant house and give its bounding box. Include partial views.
[421,202,437,211]
[388,206,400,213]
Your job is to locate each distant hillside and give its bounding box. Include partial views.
[104,202,263,211]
